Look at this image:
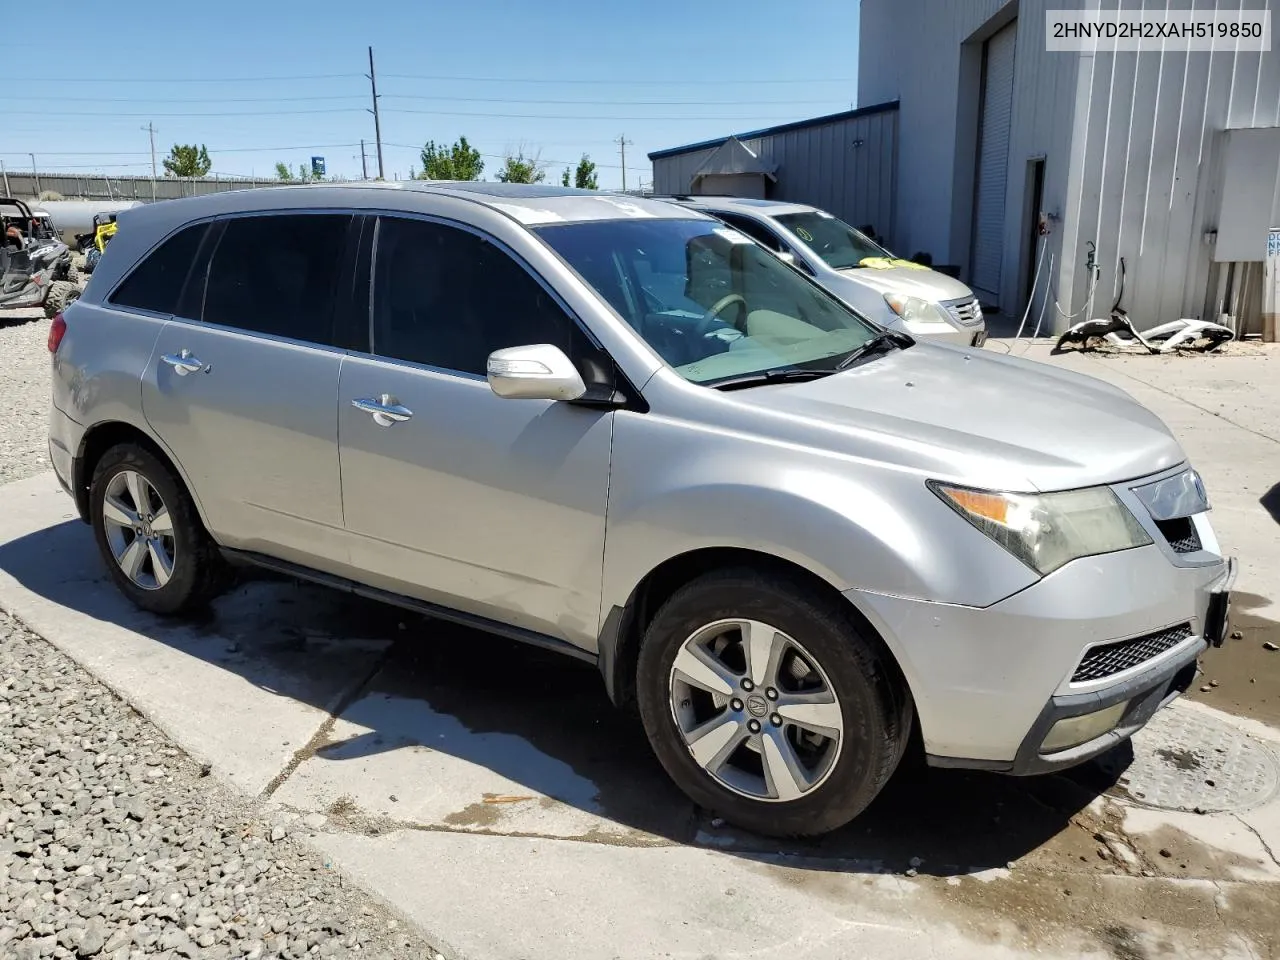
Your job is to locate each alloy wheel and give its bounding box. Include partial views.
[668,618,844,802]
[101,469,176,591]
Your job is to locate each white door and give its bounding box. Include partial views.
[970,20,1017,307]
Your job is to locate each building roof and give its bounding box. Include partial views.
[648,100,900,162]
[690,138,779,184]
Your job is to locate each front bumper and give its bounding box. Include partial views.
[849,543,1231,770]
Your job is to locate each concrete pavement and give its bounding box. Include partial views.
[0,340,1277,959]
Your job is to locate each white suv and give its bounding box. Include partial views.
[667,196,987,346]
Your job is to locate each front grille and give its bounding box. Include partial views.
[1155,516,1203,554]
[1072,623,1194,683]
[944,297,984,327]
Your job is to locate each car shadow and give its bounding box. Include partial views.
[0,518,1124,878]
[1260,482,1280,526]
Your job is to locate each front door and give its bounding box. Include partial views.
[337,215,613,648]
[141,212,358,569]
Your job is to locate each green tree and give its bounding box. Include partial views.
[162,144,212,178]
[275,162,323,182]
[572,154,598,190]
[418,137,484,181]
[496,149,545,184]
[561,167,571,187]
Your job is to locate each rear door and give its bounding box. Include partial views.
[140,212,362,570]
[336,214,614,647]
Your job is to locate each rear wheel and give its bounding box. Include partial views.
[637,568,910,837]
[89,444,228,615]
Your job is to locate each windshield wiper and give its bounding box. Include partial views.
[834,331,913,371]
[710,368,836,391]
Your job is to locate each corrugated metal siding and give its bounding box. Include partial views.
[1061,0,1280,331]
[649,110,899,239]
[857,0,1013,259]
[971,21,1019,301]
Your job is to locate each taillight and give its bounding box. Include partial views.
[48,313,67,353]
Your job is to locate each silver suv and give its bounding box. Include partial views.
[48,183,1233,837]
[666,196,987,347]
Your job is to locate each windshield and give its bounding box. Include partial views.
[535,218,881,385]
[773,211,892,270]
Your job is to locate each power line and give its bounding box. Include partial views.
[0,143,363,157]
[12,94,369,104]
[5,73,363,84]
[382,108,813,121]
[382,73,856,85]
[380,94,849,107]
[5,108,367,118]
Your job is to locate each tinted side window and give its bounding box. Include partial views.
[717,213,782,251]
[110,223,207,314]
[372,217,592,377]
[203,214,351,345]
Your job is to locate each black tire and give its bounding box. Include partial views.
[636,568,911,837]
[43,281,80,319]
[89,444,228,616]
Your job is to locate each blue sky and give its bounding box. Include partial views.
[3,0,860,191]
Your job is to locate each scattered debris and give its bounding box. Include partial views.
[1263,641,1278,652]
[1230,630,1243,640]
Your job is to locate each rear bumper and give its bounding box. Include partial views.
[48,401,85,519]
[848,544,1230,769]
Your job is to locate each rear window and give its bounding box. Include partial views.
[202,214,351,345]
[109,223,207,315]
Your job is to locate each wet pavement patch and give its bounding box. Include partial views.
[1093,707,1280,814]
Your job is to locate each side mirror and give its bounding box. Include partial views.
[777,250,811,274]
[486,344,586,401]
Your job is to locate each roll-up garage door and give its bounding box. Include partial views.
[970,20,1016,307]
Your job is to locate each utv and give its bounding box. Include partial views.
[76,212,119,276]
[2,197,79,318]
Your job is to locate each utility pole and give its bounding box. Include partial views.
[29,154,40,196]
[1,159,9,198]
[616,134,633,191]
[360,139,369,180]
[142,123,158,201]
[366,46,385,180]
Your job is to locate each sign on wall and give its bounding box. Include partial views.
[1265,227,1280,342]
[311,157,326,177]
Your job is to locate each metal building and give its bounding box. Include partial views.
[861,0,1280,334]
[648,104,901,246]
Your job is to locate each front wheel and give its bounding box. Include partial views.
[89,444,228,615]
[637,569,910,837]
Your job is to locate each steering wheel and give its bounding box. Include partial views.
[693,293,748,338]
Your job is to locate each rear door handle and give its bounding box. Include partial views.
[351,395,413,427]
[161,350,204,376]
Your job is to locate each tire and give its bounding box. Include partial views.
[636,568,911,837]
[89,444,228,616]
[43,281,80,319]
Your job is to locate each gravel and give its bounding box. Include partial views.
[0,610,441,959]
[0,314,55,486]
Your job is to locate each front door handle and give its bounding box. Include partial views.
[351,395,413,427]
[161,350,204,376]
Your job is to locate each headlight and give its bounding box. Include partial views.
[929,482,1153,576]
[884,293,953,327]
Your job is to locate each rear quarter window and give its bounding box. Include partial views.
[109,223,208,315]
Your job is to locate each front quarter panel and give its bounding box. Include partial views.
[601,407,1040,616]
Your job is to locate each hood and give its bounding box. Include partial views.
[728,344,1185,491]
[836,264,976,303]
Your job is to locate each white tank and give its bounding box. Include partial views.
[28,200,144,244]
